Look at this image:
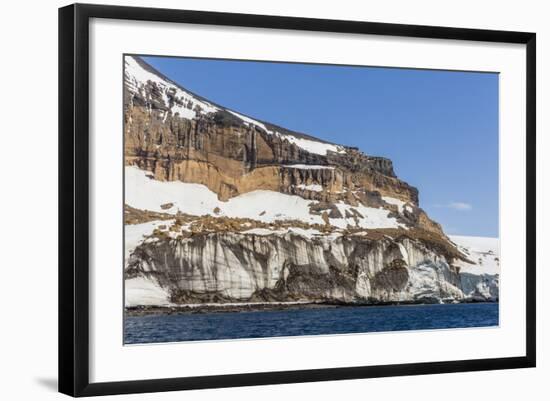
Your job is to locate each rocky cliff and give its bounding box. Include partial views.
[123,55,499,307]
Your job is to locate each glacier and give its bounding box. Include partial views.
[125,223,499,306]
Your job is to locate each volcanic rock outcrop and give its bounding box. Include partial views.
[123,55,499,307]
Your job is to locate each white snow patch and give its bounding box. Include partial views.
[227,110,271,133]
[125,166,325,225]
[125,56,219,120]
[126,166,408,230]
[450,235,500,275]
[296,184,323,192]
[382,196,407,214]
[397,242,409,261]
[284,164,335,170]
[125,277,171,307]
[287,227,323,238]
[224,190,321,223]
[242,228,278,236]
[405,263,464,301]
[226,110,345,156]
[242,227,322,239]
[125,220,174,266]
[331,202,404,230]
[349,230,369,236]
[283,135,345,156]
[125,166,221,216]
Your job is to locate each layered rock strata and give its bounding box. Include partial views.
[123,55,499,307]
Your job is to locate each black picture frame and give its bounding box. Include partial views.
[58,3,536,397]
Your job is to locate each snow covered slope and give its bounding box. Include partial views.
[125,55,346,156]
[450,235,500,275]
[125,56,219,120]
[125,219,175,267]
[125,166,404,230]
[450,235,499,302]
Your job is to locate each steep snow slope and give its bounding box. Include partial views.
[125,55,346,156]
[450,235,500,275]
[125,56,219,120]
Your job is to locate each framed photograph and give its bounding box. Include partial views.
[58,3,536,397]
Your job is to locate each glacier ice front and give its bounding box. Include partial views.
[125,224,499,306]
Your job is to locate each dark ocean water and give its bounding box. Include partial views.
[124,303,498,344]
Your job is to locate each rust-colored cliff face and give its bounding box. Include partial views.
[123,56,501,308]
[124,56,442,235]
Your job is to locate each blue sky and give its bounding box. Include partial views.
[143,56,499,237]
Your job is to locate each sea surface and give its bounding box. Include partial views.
[124,303,498,344]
